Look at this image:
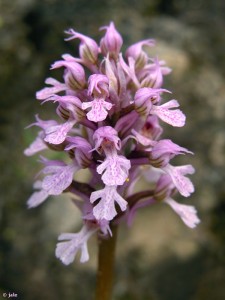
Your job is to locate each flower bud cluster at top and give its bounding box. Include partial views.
[25,22,200,265]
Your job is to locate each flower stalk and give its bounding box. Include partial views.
[95,224,118,300]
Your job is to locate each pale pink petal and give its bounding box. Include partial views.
[90,186,127,221]
[42,164,78,195]
[82,99,113,122]
[165,198,200,228]
[97,154,131,186]
[163,164,195,197]
[24,136,47,156]
[131,129,156,147]
[44,119,76,144]
[55,225,96,265]
[27,189,49,208]
[36,78,66,100]
[151,100,186,127]
[119,54,140,88]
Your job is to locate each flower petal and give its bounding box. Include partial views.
[90,186,127,221]
[44,119,76,144]
[151,100,186,127]
[165,198,200,228]
[42,164,78,195]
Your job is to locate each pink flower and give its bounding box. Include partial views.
[45,94,84,120]
[149,139,193,167]
[55,225,97,265]
[163,164,195,197]
[27,158,79,203]
[151,100,186,127]
[97,150,131,186]
[81,74,113,122]
[24,115,58,154]
[82,98,113,122]
[134,87,170,116]
[41,161,78,195]
[164,198,200,228]
[44,119,77,145]
[90,185,127,220]
[154,175,200,228]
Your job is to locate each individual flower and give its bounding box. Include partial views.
[163,164,195,197]
[55,224,97,265]
[81,74,113,122]
[82,98,113,122]
[134,88,185,127]
[154,174,200,228]
[164,198,200,228]
[27,158,79,208]
[24,115,58,155]
[97,150,131,186]
[90,185,127,221]
[44,119,77,145]
[149,139,193,167]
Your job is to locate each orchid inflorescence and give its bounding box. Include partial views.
[25,22,200,265]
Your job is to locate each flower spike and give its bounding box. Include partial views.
[25,22,199,267]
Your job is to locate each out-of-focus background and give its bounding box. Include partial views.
[0,0,224,299]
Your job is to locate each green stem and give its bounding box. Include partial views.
[95,224,118,300]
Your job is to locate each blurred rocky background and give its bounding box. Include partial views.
[0,0,224,299]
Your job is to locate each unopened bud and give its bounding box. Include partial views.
[51,54,86,90]
[126,39,155,70]
[100,22,123,58]
[65,29,99,65]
